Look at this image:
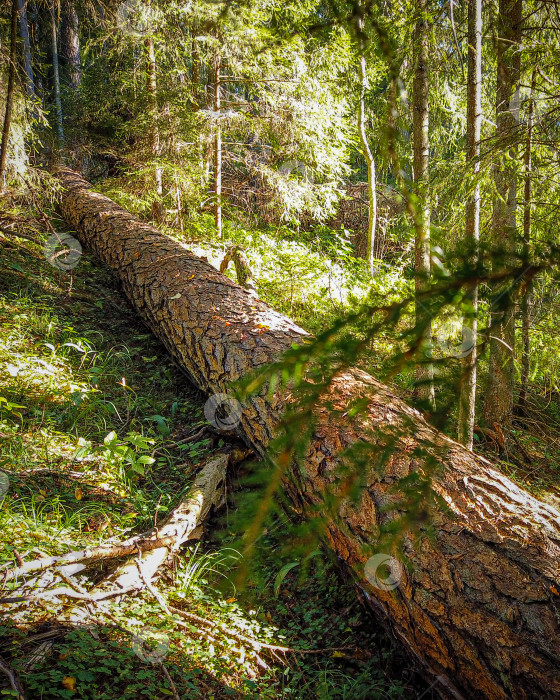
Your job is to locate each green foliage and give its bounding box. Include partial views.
[175,543,240,599]
[14,626,191,699]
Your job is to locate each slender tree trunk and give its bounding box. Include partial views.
[518,68,537,413]
[483,0,522,430]
[412,0,435,409]
[145,34,163,219]
[17,0,35,99]
[50,4,64,144]
[96,2,106,54]
[214,52,222,237]
[192,33,207,188]
[458,0,482,449]
[357,19,377,276]
[60,0,81,90]
[174,171,184,233]
[192,32,200,111]
[0,0,19,191]
[29,2,42,97]
[56,168,560,700]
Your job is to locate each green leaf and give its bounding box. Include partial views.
[149,415,170,436]
[274,561,300,598]
[104,430,118,446]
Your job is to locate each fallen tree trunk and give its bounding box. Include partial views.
[83,454,227,601]
[55,168,560,700]
[4,533,181,582]
[54,455,228,627]
[4,455,227,586]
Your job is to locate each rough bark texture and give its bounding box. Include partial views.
[56,168,560,700]
[50,6,64,143]
[144,33,162,219]
[214,52,222,237]
[519,69,536,413]
[0,0,19,189]
[18,0,35,99]
[60,0,81,90]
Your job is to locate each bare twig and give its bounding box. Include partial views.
[168,605,353,656]
[0,654,25,699]
[159,663,180,700]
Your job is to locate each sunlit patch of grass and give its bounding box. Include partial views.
[0,218,208,571]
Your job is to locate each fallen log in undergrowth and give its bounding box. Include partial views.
[51,168,560,700]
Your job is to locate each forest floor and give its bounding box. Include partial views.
[0,199,428,698]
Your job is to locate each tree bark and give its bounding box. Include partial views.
[145,32,163,219]
[17,0,35,100]
[60,0,81,90]
[458,0,482,450]
[412,0,435,409]
[220,245,256,293]
[192,30,200,111]
[55,168,560,700]
[518,69,536,413]
[483,0,522,430]
[0,0,19,191]
[29,2,42,97]
[50,5,64,144]
[357,17,377,277]
[214,52,223,237]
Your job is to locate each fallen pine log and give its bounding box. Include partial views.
[55,168,560,700]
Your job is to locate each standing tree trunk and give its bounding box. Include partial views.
[357,18,377,277]
[458,0,482,449]
[144,33,163,220]
[518,68,537,413]
[17,0,35,99]
[192,31,200,111]
[483,0,522,430]
[60,0,81,90]
[56,168,560,700]
[0,0,19,191]
[412,0,435,409]
[50,4,64,144]
[192,32,206,188]
[29,1,42,97]
[214,52,222,238]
